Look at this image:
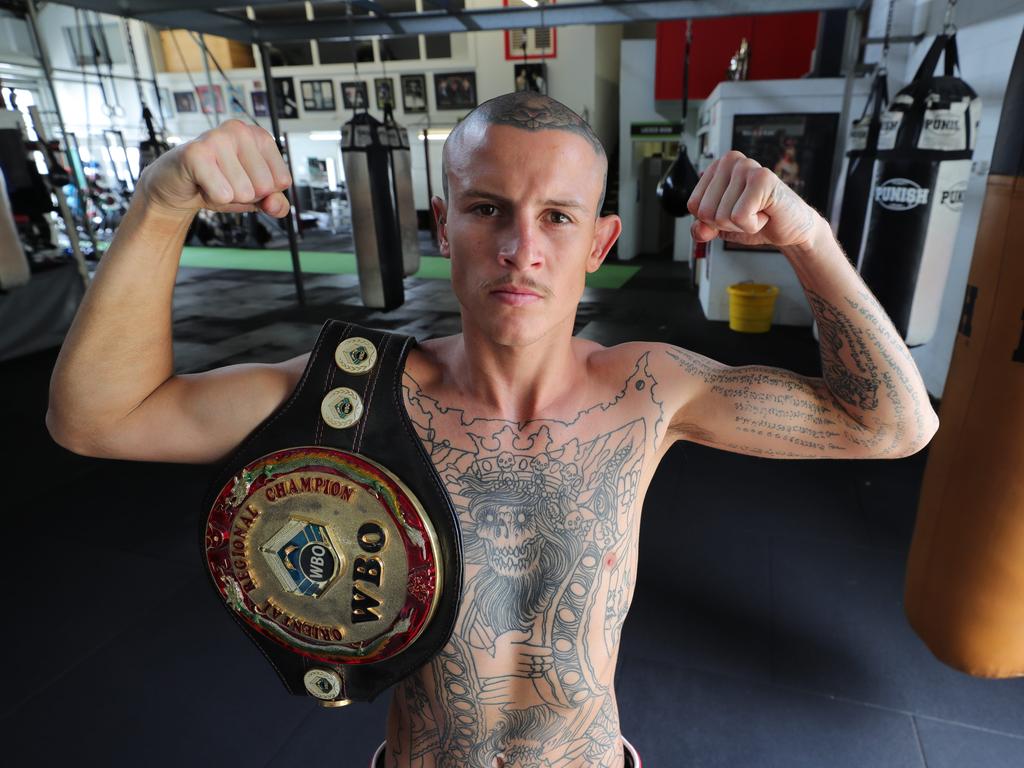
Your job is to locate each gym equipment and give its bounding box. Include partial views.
[834,68,887,267]
[857,30,980,346]
[202,322,462,705]
[383,106,421,278]
[122,19,170,172]
[341,112,406,310]
[657,19,700,216]
[138,107,170,173]
[835,0,893,268]
[903,27,1024,678]
[0,166,30,289]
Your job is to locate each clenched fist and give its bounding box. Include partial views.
[687,150,822,248]
[138,119,293,218]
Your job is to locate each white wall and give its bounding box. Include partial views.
[863,0,1024,399]
[616,39,674,261]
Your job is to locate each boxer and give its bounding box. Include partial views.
[48,92,938,767]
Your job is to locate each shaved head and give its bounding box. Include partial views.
[441,92,608,216]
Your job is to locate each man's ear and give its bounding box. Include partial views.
[431,196,450,258]
[586,214,622,273]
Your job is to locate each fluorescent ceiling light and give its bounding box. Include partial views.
[521,0,539,6]
[416,129,452,141]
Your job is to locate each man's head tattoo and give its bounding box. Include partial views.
[441,91,608,216]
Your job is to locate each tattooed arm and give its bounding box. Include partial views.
[666,150,940,459]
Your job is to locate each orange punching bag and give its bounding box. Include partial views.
[904,29,1024,678]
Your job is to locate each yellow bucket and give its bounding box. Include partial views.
[727,282,779,333]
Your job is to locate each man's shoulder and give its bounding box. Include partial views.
[581,339,683,374]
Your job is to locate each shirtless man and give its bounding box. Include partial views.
[47,92,939,767]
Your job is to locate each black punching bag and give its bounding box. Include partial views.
[341,112,405,310]
[836,69,888,267]
[658,18,699,217]
[858,33,980,346]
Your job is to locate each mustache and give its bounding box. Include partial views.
[480,274,550,296]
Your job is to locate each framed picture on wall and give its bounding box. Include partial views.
[514,63,547,94]
[173,91,197,113]
[273,77,299,119]
[400,74,427,113]
[251,90,269,117]
[196,84,225,115]
[724,112,839,251]
[434,72,477,110]
[301,79,335,111]
[375,77,395,110]
[341,81,368,110]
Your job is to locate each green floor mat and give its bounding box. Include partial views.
[177,247,638,289]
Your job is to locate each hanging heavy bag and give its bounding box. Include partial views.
[138,107,170,173]
[341,111,405,310]
[382,105,421,278]
[857,33,980,347]
[903,28,1024,678]
[835,69,888,268]
[658,18,700,217]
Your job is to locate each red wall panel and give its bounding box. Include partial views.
[655,13,821,103]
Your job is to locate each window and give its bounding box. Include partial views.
[375,0,417,12]
[252,5,313,65]
[379,35,420,61]
[265,42,314,66]
[318,40,375,65]
[64,22,126,67]
[424,35,451,59]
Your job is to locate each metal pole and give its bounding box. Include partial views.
[282,131,304,239]
[258,43,305,306]
[199,33,220,126]
[422,127,437,241]
[30,106,89,288]
[25,0,99,262]
[141,24,167,126]
[827,7,863,222]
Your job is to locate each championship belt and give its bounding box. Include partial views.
[202,321,463,706]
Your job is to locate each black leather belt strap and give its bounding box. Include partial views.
[202,320,463,703]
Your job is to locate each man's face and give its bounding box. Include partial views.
[433,124,621,347]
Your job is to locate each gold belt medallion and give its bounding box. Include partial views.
[205,446,443,663]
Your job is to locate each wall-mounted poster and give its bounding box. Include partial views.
[434,72,476,110]
[341,81,368,110]
[301,79,335,111]
[196,84,225,114]
[227,84,246,114]
[724,112,839,252]
[173,91,197,113]
[251,90,269,117]
[514,63,547,94]
[375,77,395,110]
[273,77,299,119]
[401,74,427,113]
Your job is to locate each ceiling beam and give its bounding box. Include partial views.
[52,0,861,43]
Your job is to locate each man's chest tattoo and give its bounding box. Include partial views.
[392,354,664,767]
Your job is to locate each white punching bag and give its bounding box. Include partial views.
[382,106,421,278]
[857,32,980,346]
[341,111,405,310]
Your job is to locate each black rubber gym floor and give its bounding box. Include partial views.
[4,257,1022,767]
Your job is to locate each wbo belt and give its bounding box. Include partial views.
[201,320,463,706]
